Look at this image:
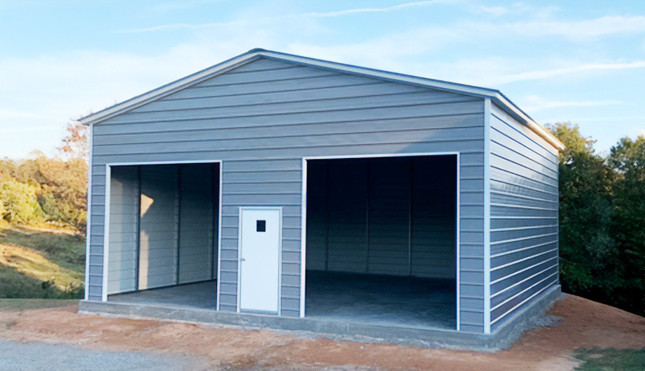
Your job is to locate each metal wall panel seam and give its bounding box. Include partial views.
[490,277,559,326]
[490,257,558,285]
[491,264,557,298]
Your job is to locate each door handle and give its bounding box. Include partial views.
[240,258,246,262]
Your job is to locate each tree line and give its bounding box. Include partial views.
[550,122,644,316]
[0,123,87,231]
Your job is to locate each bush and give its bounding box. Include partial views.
[0,180,43,223]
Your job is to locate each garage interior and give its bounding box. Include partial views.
[106,163,220,309]
[305,155,457,329]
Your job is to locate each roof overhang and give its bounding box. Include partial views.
[79,48,564,151]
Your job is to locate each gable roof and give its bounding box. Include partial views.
[79,48,564,151]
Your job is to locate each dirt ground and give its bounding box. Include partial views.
[0,295,643,370]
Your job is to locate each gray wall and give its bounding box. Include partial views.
[488,103,559,332]
[178,164,216,284]
[138,166,179,290]
[107,166,139,294]
[306,156,456,279]
[87,57,486,331]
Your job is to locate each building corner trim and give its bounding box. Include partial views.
[483,98,492,334]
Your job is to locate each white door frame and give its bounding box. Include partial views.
[300,151,461,330]
[236,206,283,314]
[101,159,223,307]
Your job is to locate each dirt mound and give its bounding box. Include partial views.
[0,294,643,370]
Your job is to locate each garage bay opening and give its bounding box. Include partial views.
[105,163,220,309]
[305,155,457,329]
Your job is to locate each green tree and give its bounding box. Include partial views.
[607,136,645,314]
[13,156,87,230]
[0,179,43,223]
[547,123,618,298]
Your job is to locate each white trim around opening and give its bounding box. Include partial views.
[101,159,223,306]
[300,151,461,330]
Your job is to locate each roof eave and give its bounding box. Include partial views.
[491,93,565,151]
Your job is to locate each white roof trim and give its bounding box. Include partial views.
[79,48,564,150]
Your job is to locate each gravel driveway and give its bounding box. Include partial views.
[0,339,203,371]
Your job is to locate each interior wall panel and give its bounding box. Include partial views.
[107,166,139,294]
[326,160,368,273]
[410,156,457,279]
[306,155,456,279]
[178,164,215,284]
[138,166,179,290]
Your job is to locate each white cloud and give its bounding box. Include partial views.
[507,15,645,40]
[637,128,645,137]
[493,60,645,85]
[0,109,47,120]
[119,0,453,34]
[520,96,622,112]
[478,6,508,16]
[118,20,240,34]
[299,0,452,18]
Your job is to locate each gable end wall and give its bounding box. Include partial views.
[86,57,487,332]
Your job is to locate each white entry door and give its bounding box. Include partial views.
[239,207,281,313]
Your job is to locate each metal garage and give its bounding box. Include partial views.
[79,49,564,347]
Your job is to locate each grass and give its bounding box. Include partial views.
[0,222,84,299]
[574,347,645,370]
[0,298,78,312]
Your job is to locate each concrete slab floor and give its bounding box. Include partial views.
[107,274,455,331]
[108,281,217,310]
[306,271,456,330]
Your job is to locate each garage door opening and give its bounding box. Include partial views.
[305,155,457,329]
[105,163,220,309]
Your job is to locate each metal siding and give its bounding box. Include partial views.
[138,166,179,290]
[178,164,215,284]
[88,58,486,330]
[488,104,559,332]
[107,166,138,294]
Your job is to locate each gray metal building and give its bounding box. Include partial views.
[80,49,563,346]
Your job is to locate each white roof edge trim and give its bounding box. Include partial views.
[257,50,499,98]
[79,48,564,151]
[491,94,565,151]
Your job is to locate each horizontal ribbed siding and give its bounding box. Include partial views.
[87,57,486,330]
[488,104,559,332]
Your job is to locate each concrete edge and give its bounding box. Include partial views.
[79,286,562,352]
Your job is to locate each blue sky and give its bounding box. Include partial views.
[1,0,644,158]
